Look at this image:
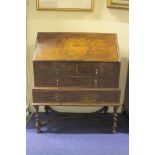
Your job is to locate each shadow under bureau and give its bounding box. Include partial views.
[32,32,121,133]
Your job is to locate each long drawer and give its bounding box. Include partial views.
[33,61,120,88]
[32,88,120,104]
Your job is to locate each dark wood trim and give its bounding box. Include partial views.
[33,87,120,91]
[32,102,120,106]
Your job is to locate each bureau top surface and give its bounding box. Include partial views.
[34,32,120,62]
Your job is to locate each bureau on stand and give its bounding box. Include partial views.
[32,32,121,133]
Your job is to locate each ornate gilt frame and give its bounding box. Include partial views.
[107,0,129,9]
[36,0,94,11]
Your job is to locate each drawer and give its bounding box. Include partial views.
[32,88,120,104]
[61,76,94,87]
[33,61,120,88]
[34,75,92,87]
[61,76,114,87]
[77,62,115,76]
[34,76,116,88]
[33,61,77,76]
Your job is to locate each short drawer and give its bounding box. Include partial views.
[34,75,93,87]
[32,88,120,104]
[33,61,77,76]
[77,62,115,76]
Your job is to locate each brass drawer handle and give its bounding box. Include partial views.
[56,70,59,76]
[56,79,59,86]
[95,67,98,75]
[56,95,60,102]
[56,68,59,75]
[94,79,97,87]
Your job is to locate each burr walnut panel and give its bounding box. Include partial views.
[34,32,119,62]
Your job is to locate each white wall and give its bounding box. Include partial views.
[27,0,129,112]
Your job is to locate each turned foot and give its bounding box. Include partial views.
[112,106,119,133]
[34,105,41,133]
[103,106,108,114]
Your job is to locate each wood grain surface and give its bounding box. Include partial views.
[34,32,120,62]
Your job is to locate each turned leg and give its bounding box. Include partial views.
[44,106,49,114]
[34,105,41,133]
[112,106,119,134]
[103,106,108,114]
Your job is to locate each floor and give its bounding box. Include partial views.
[26,112,129,155]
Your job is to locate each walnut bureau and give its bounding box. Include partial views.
[32,32,121,133]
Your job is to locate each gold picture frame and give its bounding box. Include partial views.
[36,0,94,11]
[107,0,129,9]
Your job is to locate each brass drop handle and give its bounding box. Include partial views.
[56,79,59,86]
[95,79,97,87]
[56,95,60,102]
[95,67,98,75]
[56,68,59,76]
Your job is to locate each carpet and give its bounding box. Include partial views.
[26,112,129,155]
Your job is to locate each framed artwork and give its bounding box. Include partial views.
[107,0,129,9]
[36,0,94,11]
